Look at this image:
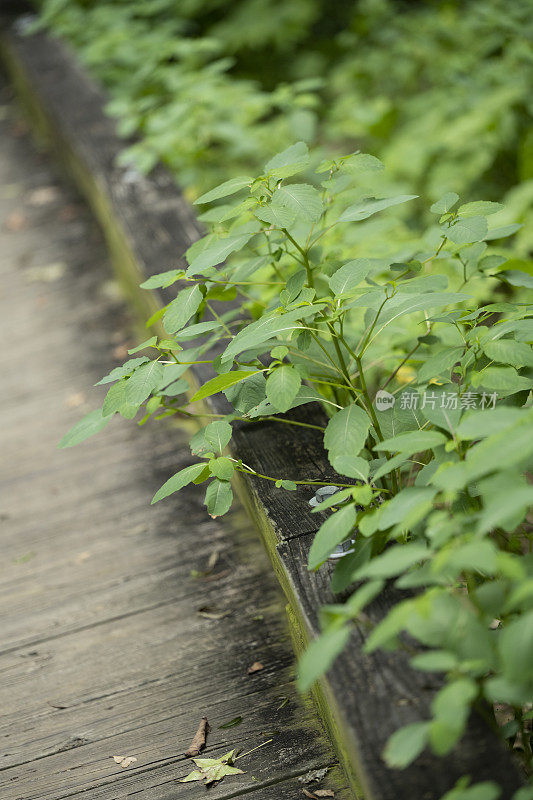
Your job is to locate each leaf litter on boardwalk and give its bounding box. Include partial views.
[180,739,272,786]
[112,755,137,768]
[185,716,210,757]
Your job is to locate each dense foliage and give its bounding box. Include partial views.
[42,0,533,795]
[37,0,533,261]
[61,143,533,797]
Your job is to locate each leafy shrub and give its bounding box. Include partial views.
[61,143,533,793]
[36,0,533,262]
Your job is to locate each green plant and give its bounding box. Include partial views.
[60,143,533,793]
[36,0,533,262]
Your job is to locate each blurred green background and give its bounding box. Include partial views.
[37,0,533,261]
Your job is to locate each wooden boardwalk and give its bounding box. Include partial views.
[0,81,351,800]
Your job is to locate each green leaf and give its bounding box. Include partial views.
[430,193,459,214]
[125,360,165,406]
[194,176,252,204]
[145,306,166,329]
[102,379,134,416]
[218,716,243,729]
[477,486,533,534]
[456,407,523,439]
[470,366,531,392]
[255,202,297,228]
[140,269,182,289]
[343,580,385,618]
[329,259,372,296]
[375,430,447,454]
[483,339,533,368]
[484,223,522,241]
[430,678,477,754]
[186,232,254,277]
[281,479,297,491]
[190,370,259,402]
[58,409,112,448]
[204,420,232,452]
[209,457,235,480]
[173,321,221,341]
[457,200,503,218]
[339,194,417,223]
[332,455,370,482]
[270,183,323,223]
[271,345,289,360]
[383,721,430,768]
[380,294,470,333]
[497,269,533,289]
[264,141,309,179]
[324,404,371,462]
[418,386,463,433]
[308,505,357,570]
[499,609,533,685]
[156,363,189,390]
[127,337,157,354]
[95,357,150,385]
[447,216,488,245]
[163,285,203,334]
[356,543,429,579]
[297,624,351,691]
[478,254,508,272]
[152,462,206,504]
[205,479,233,517]
[222,305,321,363]
[377,487,437,531]
[372,451,411,481]
[441,781,502,800]
[418,347,463,383]
[442,540,499,574]
[266,366,302,412]
[342,152,384,172]
[410,650,458,672]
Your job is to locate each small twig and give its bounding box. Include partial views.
[234,738,273,761]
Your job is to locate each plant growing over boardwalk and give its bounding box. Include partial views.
[61,144,533,793]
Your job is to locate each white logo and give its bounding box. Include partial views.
[375,390,395,411]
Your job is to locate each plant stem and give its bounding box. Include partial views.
[173,406,325,431]
[235,465,356,489]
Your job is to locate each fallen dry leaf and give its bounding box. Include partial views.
[185,716,210,757]
[197,606,230,620]
[206,548,220,572]
[180,749,243,786]
[5,211,27,231]
[112,755,137,768]
[247,662,264,675]
[302,790,335,799]
[298,768,330,785]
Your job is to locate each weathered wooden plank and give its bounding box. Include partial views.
[0,86,349,800]
[0,23,525,799]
